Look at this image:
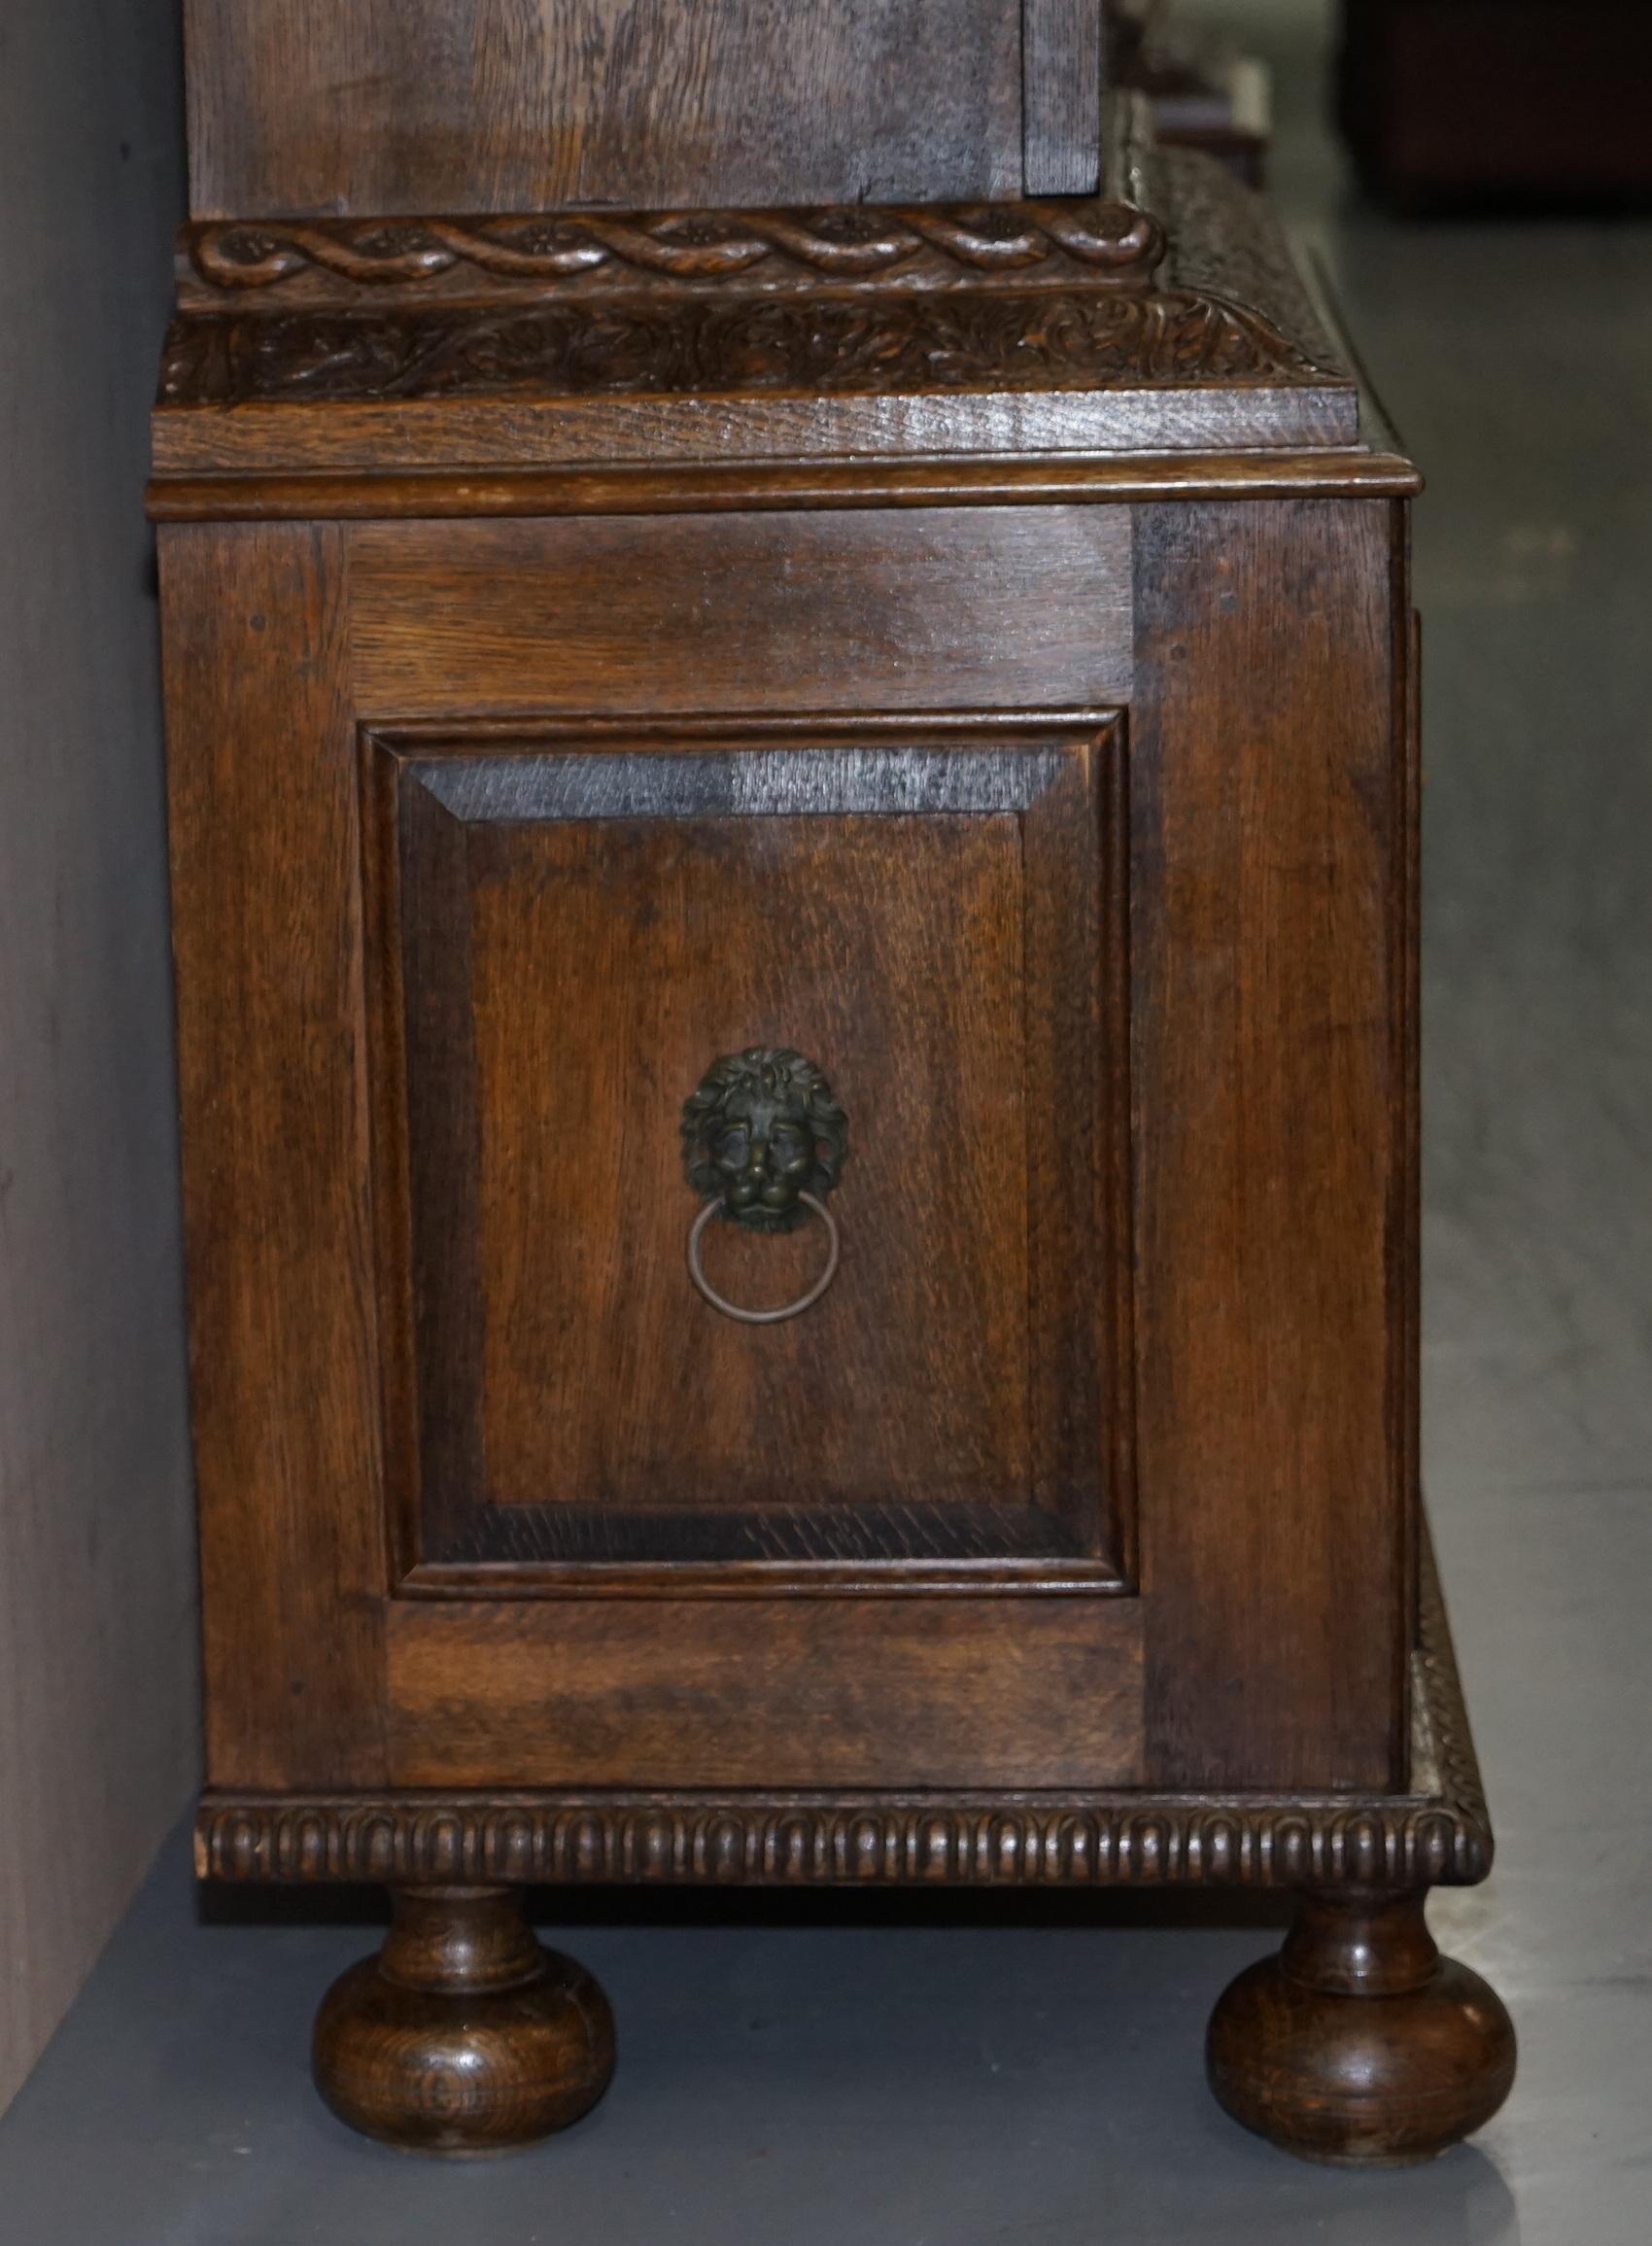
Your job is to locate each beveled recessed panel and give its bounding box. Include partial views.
[361,715,1134,1596]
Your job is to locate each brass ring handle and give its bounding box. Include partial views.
[686,1190,841,1325]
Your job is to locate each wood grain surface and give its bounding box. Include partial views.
[347,507,1133,721]
[161,523,389,1788]
[1130,498,1407,1791]
[470,808,1033,1513]
[312,1886,615,2153]
[148,450,1425,528]
[386,1595,1145,1787]
[152,386,1361,484]
[1207,1886,1517,2162]
[367,727,1131,1554]
[197,1526,1497,1889]
[145,0,1494,2160]
[362,723,1132,1584]
[1022,0,1106,194]
[185,0,1030,218]
[164,498,1417,1800]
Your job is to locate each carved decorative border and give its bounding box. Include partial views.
[157,282,1334,411]
[196,1527,1492,1890]
[159,140,1353,421]
[1412,1526,1489,1846]
[180,199,1166,306]
[1138,143,1347,389]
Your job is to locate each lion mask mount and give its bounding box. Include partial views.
[681,1047,848,1235]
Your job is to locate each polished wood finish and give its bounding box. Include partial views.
[158,0,1509,2160]
[153,368,1359,478]
[1023,0,1107,195]
[161,523,388,1792]
[313,1886,614,2154]
[441,762,1035,1514]
[151,147,1362,478]
[184,0,1092,219]
[164,509,1418,1787]
[162,487,1408,1797]
[362,720,1133,1590]
[385,1597,1144,1789]
[174,194,1166,310]
[1208,1887,1516,2164]
[198,1525,1494,1888]
[1131,497,1410,1792]
[147,448,1424,526]
[345,512,1134,721]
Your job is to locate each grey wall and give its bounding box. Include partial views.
[0,0,196,2110]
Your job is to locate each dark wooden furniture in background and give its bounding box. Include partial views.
[1340,0,1652,209]
[155,0,1514,2165]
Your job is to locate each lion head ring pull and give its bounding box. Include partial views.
[681,1048,847,1325]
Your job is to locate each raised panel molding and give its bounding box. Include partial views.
[359,713,1136,1600]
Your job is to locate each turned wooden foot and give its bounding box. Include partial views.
[312,1885,615,2155]
[1207,1887,1515,2166]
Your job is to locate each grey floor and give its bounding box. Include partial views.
[3,6,1649,2240]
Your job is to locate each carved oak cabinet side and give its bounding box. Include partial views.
[155,11,1512,2168]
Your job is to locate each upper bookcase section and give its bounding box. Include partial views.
[184,0,1106,219]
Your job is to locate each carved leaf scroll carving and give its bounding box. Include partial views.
[158,284,1333,411]
[162,152,1351,417]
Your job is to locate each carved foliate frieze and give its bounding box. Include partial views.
[157,283,1334,410]
[1144,145,1347,384]
[159,145,1352,422]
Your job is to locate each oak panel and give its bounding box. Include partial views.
[362,723,1133,1588]
[386,1597,1144,1788]
[348,508,1133,720]
[153,389,1361,481]
[1131,498,1406,1792]
[185,0,1026,218]
[470,809,1031,1514]
[200,1531,1494,1890]
[161,522,389,1788]
[1023,0,1106,194]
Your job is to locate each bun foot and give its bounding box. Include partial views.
[312,1885,615,2155]
[1207,1887,1515,2166]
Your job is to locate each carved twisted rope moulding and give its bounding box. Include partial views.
[196,1545,1491,1889]
[186,198,1168,294]
[165,185,1350,403]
